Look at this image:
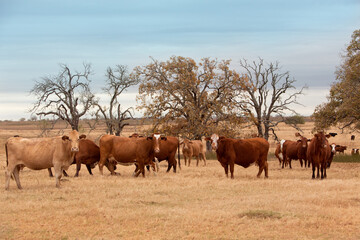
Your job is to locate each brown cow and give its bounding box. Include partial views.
[307,132,331,179]
[5,130,81,189]
[335,145,347,154]
[208,134,269,179]
[282,133,310,168]
[98,133,166,177]
[154,136,179,172]
[181,139,206,166]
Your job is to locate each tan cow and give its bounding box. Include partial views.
[98,133,166,177]
[5,130,82,190]
[181,139,206,166]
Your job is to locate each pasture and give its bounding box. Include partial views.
[0,120,360,239]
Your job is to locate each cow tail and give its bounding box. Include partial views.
[177,136,181,170]
[5,142,8,167]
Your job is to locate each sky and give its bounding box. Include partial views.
[0,0,359,120]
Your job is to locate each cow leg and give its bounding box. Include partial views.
[196,156,200,167]
[188,157,191,166]
[63,170,69,177]
[5,163,17,190]
[316,164,320,178]
[48,168,54,177]
[202,153,207,166]
[221,162,229,178]
[230,162,234,179]
[154,158,160,172]
[13,165,22,189]
[54,165,63,188]
[311,163,316,179]
[257,164,264,178]
[74,160,81,177]
[299,159,303,168]
[264,161,269,178]
[166,162,172,172]
[86,164,93,175]
[289,159,292,169]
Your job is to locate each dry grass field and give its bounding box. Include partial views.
[0,120,360,240]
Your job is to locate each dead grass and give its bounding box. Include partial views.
[1,121,360,239]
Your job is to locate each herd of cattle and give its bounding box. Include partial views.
[3,130,358,190]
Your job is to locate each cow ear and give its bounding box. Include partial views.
[189,141,193,144]
[295,133,301,137]
[219,136,226,140]
[161,136,167,141]
[205,137,211,141]
[297,140,301,143]
[147,137,153,140]
[62,135,69,141]
[79,134,86,139]
[325,134,331,138]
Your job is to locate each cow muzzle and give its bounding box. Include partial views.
[154,148,160,153]
[71,147,79,152]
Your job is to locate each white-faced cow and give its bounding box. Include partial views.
[207,134,269,179]
[5,130,81,190]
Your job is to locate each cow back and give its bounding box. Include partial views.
[6,136,73,170]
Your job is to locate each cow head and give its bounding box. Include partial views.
[209,133,220,150]
[62,130,81,152]
[181,139,193,151]
[295,133,308,149]
[314,132,328,150]
[330,143,336,153]
[148,133,167,153]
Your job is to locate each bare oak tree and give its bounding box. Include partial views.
[96,65,139,136]
[134,56,242,139]
[231,58,306,140]
[30,63,95,131]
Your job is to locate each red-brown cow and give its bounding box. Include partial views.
[181,139,206,167]
[208,134,269,179]
[98,133,166,177]
[154,136,179,172]
[335,145,347,154]
[5,130,81,189]
[307,132,331,179]
[282,133,310,168]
